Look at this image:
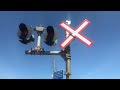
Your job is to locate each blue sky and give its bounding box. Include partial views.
[0,11,120,79]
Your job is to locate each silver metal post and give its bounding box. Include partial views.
[36,32,41,49]
[65,31,71,79]
[65,20,71,79]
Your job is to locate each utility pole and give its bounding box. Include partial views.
[65,31,71,79]
[52,58,56,79]
[53,58,56,72]
[65,20,71,79]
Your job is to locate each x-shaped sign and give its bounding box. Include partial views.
[59,19,94,49]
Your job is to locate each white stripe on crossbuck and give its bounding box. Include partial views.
[61,35,73,47]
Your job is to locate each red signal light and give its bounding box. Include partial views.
[21,30,28,35]
[48,33,54,36]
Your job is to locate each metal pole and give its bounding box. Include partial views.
[52,59,56,79]
[64,20,71,79]
[36,31,41,49]
[65,31,71,79]
[53,59,56,72]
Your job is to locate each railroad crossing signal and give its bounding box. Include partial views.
[59,19,94,49]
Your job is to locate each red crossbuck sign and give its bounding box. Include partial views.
[59,19,94,49]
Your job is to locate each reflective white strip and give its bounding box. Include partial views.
[61,35,73,47]
[76,33,92,45]
[76,21,89,33]
[60,23,74,33]
[50,51,61,53]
